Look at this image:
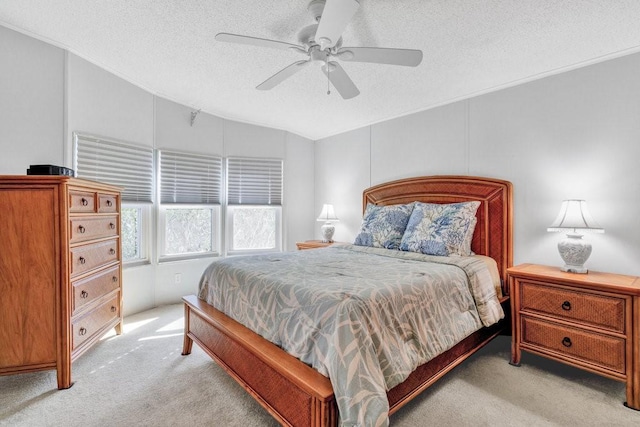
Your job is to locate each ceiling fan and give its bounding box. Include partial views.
[215,0,423,99]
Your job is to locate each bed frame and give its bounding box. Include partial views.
[182,175,513,426]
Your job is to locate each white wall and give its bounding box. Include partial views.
[65,53,157,315]
[285,132,315,251]
[314,127,370,241]
[0,26,64,173]
[1,25,315,315]
[315,52,640,277]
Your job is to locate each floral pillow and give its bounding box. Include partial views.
[353,203,415,249]
[399,201,480,256]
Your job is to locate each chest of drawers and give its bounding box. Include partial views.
[0,176,122,389]
[508,263,640,410]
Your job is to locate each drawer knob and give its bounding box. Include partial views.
[109,222,115,230]
[81,198,88,206]
[112,276,118,283]
[106,200,113,207]
[562,337,572,348]
[79,257,86,265]
[561,301,572,311]
[79,327,87,336]
[78,225,86,234]
[110,306,117,313]
[80,290,89,299]
[109,248,116,255]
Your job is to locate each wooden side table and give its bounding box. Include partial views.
[508,263,640,410]
[295,240,335,250]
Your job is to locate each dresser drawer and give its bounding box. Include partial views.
[70,216,118,243]
[69,191,96,213]
[72,265,120,315]
[70,239,119,277]
[520,281,625,333]
[98,194,118,213]
[72,294,120,350]
[521,316,625,374]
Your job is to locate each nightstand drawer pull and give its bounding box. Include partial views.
[81,198,88,206]
[79,257,86,265]
[80,290,89,299]
[561,301,572,311]
[79,327,87,336]
[109,248,116,255]
[109,222,115,229]
[562,337,572,348]
[78,225,86,234]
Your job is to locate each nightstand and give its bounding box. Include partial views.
[295,240,335,250]
[508,263,640,410]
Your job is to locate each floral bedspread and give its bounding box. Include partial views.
[198,245,503,427]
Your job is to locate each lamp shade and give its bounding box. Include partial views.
[547,200,603,233]
[317,204,339,222]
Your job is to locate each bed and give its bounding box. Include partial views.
[182,175,513,426]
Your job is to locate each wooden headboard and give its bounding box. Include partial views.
[362,175,513,294]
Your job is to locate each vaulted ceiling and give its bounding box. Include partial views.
[2,1,640,140]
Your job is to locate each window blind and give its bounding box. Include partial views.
[227,157,283,205]
[74,133,154,203]
[159,150,222,204]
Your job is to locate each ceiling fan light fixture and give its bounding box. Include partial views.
[318,36,332,49]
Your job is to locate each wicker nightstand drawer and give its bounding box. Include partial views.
[521,316,626,374]
[508,263,640,410]
[520,281,625,333]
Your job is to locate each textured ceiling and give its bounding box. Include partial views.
[2,1,640,140]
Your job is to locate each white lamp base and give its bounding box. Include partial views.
[320,222,335,243]
[557,233,591,274]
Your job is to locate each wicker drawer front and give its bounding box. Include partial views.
[70,239,119,277]
[69,191,96,213]
[72,265,120,315]
[520,282,625,333]
[98,194,118,213]
[521,316,625,374]
[70,216,118,243]
[72,294,120,350]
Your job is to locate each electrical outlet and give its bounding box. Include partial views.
[174,273,182,284]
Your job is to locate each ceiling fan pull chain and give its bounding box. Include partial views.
[326,57,330,95]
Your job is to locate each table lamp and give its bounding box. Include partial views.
[547,199,603,273]
[317,204,339,243]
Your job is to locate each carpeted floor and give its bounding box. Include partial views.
[1,304,639,426]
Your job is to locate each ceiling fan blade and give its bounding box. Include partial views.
[321,61,360,99]
[315,0,359,50]
[216,32,304,51]
[337,47,423,67]
[256,60,311,90]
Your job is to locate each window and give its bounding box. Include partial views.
[226,157,283,255]
[158,150,222,260]
[74,133,154,264]
[121,205,149,261]
[74,133,284,263]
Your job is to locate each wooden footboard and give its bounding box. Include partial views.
[182,295,337,427]
[183,294,509,426]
